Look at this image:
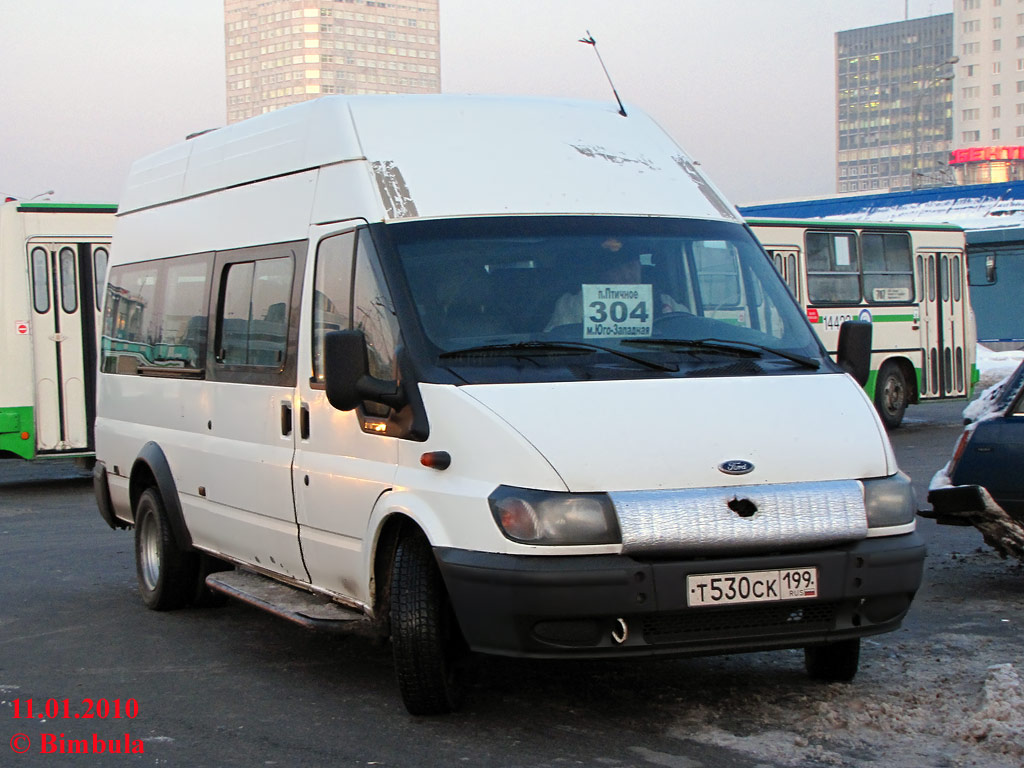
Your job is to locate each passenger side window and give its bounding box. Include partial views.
[101,254,211,374]
[217,256,292,368]
[806,232,861,304]
[311,231,356,383]
[352,230,401,416]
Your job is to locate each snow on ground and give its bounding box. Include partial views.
[975,344,1024,392]
[668,622,1024,767]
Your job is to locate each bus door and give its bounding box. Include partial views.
[918,251,969,399]
[26,239,107,453]
[765,248,801,301]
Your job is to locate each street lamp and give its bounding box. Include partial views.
[910,56,958,191]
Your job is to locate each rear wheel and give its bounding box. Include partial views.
[874,361,909,429]
[805,638,860,682]
[390,532,468,715]
[134,487,198,611]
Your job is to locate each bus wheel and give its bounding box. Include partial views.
[805,638,860,682]
[134,487,197,611]
[874,361,908,429]
[390,531,467,715]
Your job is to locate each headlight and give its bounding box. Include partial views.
[862,472,917,528]
[488,486,621,545]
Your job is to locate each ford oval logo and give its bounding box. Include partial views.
[719,460,754,475]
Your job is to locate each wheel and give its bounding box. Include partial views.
[390,532,468,715]
[134,487,198,611]
[804,638,860,682]
[874,361,909,429]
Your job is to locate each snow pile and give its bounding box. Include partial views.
[963,345,1023,422]
[958,663,1024,757]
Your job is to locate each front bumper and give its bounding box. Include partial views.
[436,533,925,659]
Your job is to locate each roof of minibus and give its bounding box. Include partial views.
[117,94,739,223]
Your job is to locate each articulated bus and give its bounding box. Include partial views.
[0,200,117,463]
[749,218,976,428]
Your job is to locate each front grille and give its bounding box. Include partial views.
[642,602,837,645]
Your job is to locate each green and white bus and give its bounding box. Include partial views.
[0,199,116,462]
[749,218,977,428]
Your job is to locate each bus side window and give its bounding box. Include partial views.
[311,231,356,384]
[806,231,860,304]
[93,247,109,306]
[861,232,913,303]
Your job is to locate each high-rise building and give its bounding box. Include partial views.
[836,14,955,193]
[951,0,1024,184]
[224,0,440,124]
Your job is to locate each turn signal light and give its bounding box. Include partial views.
[420,451,451,470]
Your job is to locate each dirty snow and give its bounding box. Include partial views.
[668,639,1024,767]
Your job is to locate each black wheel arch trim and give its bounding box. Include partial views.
[131,442,193,551]
[93,461,127,530]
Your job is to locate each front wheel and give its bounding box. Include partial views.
[134,488,198,611]
[390,532,468,715]
[805,638,860,682]
[874,361,909,429]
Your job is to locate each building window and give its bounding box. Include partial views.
[964,85,981,98]
[995,105,1003,117]
[964,41,981,54]
[963,108,981,120]
[995,61,1003,74]
[963,130,982,141]
[964,20,981,33]
[964,64,978,77]
[994,128,1002,139]
[1018,126,1024,137]
[996,39,1004,51]
[995,83,1003,95]
[995,17,1003,30]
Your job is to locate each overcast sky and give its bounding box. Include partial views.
[0,0,952,206]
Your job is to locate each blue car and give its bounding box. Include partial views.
[925,360,1024,560]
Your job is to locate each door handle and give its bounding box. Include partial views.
[281,401,293,436]
[300,403,310,440]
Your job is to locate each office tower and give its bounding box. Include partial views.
[837,14,955,193]
[225,0,440,124]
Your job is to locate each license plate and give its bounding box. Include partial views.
[686,567,818,607]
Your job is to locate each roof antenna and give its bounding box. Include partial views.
[578,31,627,117]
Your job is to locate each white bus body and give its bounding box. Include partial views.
[0,200,116,461]
[750,218,977,428]
[95,96,924,714]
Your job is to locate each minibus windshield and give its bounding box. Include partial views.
[385,216,825,379]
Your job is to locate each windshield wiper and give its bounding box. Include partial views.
[439,340,675,372]
[622,338,820,370]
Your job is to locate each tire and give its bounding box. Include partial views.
[134,487,198,611]
[390,532,468,715]
[874,361,909,429]
[805,638,860,682]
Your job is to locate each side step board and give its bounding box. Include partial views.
[206,569,368,632]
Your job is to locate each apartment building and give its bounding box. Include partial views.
[953,0,1024,183]
[224,0,440,124]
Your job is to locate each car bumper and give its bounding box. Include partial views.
[435,533,925,659]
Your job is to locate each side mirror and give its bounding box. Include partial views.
[837,320,872,387]
[324,330,404,411]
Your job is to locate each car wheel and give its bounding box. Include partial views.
[874,361,908,429]
[390,531,467,715]
[804,638,860,682]
[134,487,197,611]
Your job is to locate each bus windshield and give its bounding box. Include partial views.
[384,216,826,381]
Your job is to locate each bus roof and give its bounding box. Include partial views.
[746,216,963,233]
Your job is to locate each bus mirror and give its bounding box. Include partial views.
[837,320,872,387]
[324,330,404,412]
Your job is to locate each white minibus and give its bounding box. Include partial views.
[0,200,116,463]
[94,95,924,714]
